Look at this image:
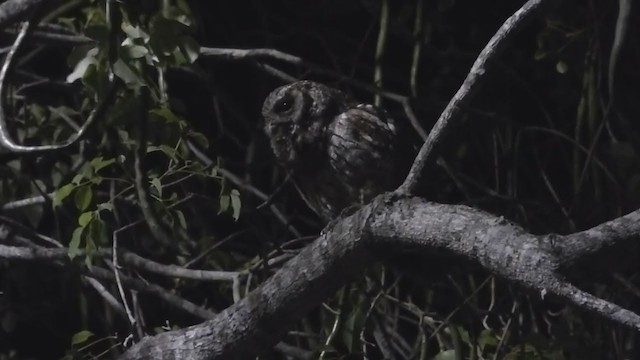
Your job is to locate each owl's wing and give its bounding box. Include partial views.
[327,104,399,202]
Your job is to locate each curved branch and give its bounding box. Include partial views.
[397,0,550,194]
[120,195,640,359]
[556,207,640,266]
[120,205,377,360]
[0,21,118,155]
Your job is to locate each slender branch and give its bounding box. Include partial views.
[187,140,302,238]
[373,0,389,106]
[133,88,174,247]
[87,265,216,320]
[82,276,128,319]
[397,0,550,194]
[556,207,640,265]
[113,230,137,326]
[0,244,241,282]
[0,20,118,155]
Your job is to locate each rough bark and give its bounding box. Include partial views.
[120,195,640,359]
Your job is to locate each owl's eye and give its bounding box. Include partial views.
[273,97,293,113]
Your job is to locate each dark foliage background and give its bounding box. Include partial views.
[1,0,639,359]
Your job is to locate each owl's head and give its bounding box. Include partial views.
[262,81,348,166]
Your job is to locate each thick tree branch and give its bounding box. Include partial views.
[120,196,640,359]
[120,205,377,360]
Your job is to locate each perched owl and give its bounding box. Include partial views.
[262,81,407,221]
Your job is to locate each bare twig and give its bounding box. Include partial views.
[200,46,431,139]
[0,21,118,154]
[187,140,302,238]
[397,0,550,194]
[133,88,174,247]
[82,276,128,319]
[88,265,216,320]
[113,231,137,326]
[0,241,241,282]
[0,243,219,319]
[373,0,389,106]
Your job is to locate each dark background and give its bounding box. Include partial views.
[1,0,640,358]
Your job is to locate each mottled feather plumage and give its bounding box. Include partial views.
[263,81,405,221]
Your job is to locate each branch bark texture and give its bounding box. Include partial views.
[121,195,640,359]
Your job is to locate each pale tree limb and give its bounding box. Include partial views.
[119,196,640,359]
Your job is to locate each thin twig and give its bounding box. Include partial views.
[397,0,550,194]
[373,0,389,106]
[0,20,118,154]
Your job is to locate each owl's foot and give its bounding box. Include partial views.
[320,204,362,236]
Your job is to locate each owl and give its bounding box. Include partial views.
[262,81,406,221]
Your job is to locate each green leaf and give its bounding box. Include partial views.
[97,202,114,212]
[230,189,241,220]
[68,227,84,259]
[176,0,192,15]
[175,210,187,230]
[78,211,94,227]
[148,144,179,161]
[433,350,457,360]
[53,184,75,207]
[179,36,199,64]
[82,61,110,100]
[91,176,104,185]
[90,156,116,172]
[121,23,149,41]
[113,59,144,88]
[188,131,209,149]
[74,186,93,211]
[150,177,162,197]
[556,60,568,74]
[29,103,46,125]
[478,329,498,348]
[218,194,230,214]
[85,237,96,268]
[150,106,182,124]
[125,45,149,59]
[79,162,94,180]
[66,48,98,83]
[89,218,109,245]
[71,174,84,185]
[71,330,93,346]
